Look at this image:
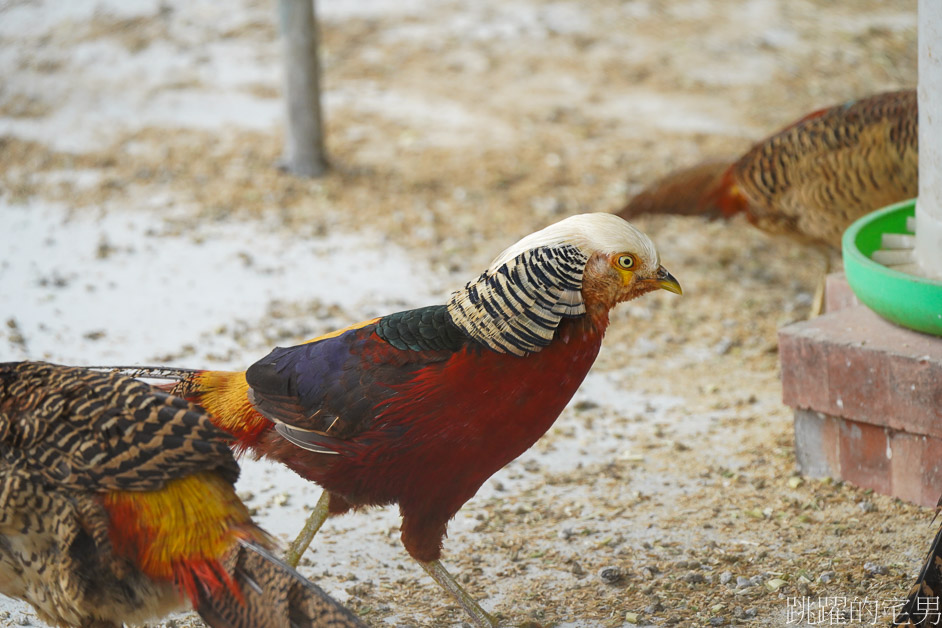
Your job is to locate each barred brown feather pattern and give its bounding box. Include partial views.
[199,540,367,628]
[896,509,942,627]
[446,244,588,356]
[0,361,238,493]
[732,89,917,248]
[0,361,364,628]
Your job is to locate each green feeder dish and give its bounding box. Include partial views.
[842,199,942,337]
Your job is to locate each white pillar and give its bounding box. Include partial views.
[916,0,942,279]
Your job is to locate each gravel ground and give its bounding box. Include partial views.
[0,0,927,626]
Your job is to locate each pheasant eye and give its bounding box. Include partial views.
[616,255,635,269]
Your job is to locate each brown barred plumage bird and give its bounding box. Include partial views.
[618,89,918,250]
[896,502,942,627]
[0,361,364,628]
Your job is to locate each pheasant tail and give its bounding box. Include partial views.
[618,160,739,220]
[195,539,365,628]
[896,516,942,627]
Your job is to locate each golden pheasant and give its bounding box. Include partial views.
[111,213,681,626]
[0,361,364,628]
[619,88,918,250]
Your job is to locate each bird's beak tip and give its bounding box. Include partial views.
[656,267,682,295]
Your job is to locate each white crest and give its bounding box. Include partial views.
[447,213,660,356]
[488,213,660,276]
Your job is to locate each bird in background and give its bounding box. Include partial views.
[618,89,917,313]
[896,502,942,627]
[0,361,364,628]
[109,212,682,627]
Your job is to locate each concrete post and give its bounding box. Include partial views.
[916,0,942,278]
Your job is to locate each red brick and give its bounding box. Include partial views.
[779,326,829,412]
[888,430,928,506]
[824,273,859,313]
[825,338,893,426]
[779,305,942,437]
[921,436,942,507]
[794,410,942,506]
[837,419,891,495]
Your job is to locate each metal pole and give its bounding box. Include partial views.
[916,0,942,278]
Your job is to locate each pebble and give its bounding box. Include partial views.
[858,500,877,513]
[625,612,640,624]
[557,527,574,540]
[684,571,706,584]
[709,618,725,626]
[599,566,624,584]
[645,600,663,614]
[570,561,585,576]
[818,570,836,583]
[719,571,733,585]
[864,562,888,575]
[713,337,734,355]
[736,576,752,588]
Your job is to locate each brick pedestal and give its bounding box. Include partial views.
[778,282,942,507]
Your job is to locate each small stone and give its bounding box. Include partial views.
[642,567,656,580]
[749,574,766,586]
[684,571,706,584]
[858,500,877,513]
[720,571,733,585]
[645,600,663,614]
[744,608,758,618]
[709,618,725,627]
[736,576,752,588]
[625,612,639,624]
[558,527,574,540]
[818,570,835,583]
[864,562,888,576]
[787,476,803,489]
[713,337,734,355]
[570,561,585,576]
[712,604,725,613]
[599,566,624,584]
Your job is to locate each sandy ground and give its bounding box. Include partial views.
[0,0,927,626]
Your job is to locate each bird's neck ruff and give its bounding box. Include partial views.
[446,244,588,356]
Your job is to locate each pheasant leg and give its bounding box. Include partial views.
[419,559,499,627]
[285,490,331,567]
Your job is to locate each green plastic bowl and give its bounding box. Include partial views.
[842,199,942,336]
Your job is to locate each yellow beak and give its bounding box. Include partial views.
[654,266,682,295]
